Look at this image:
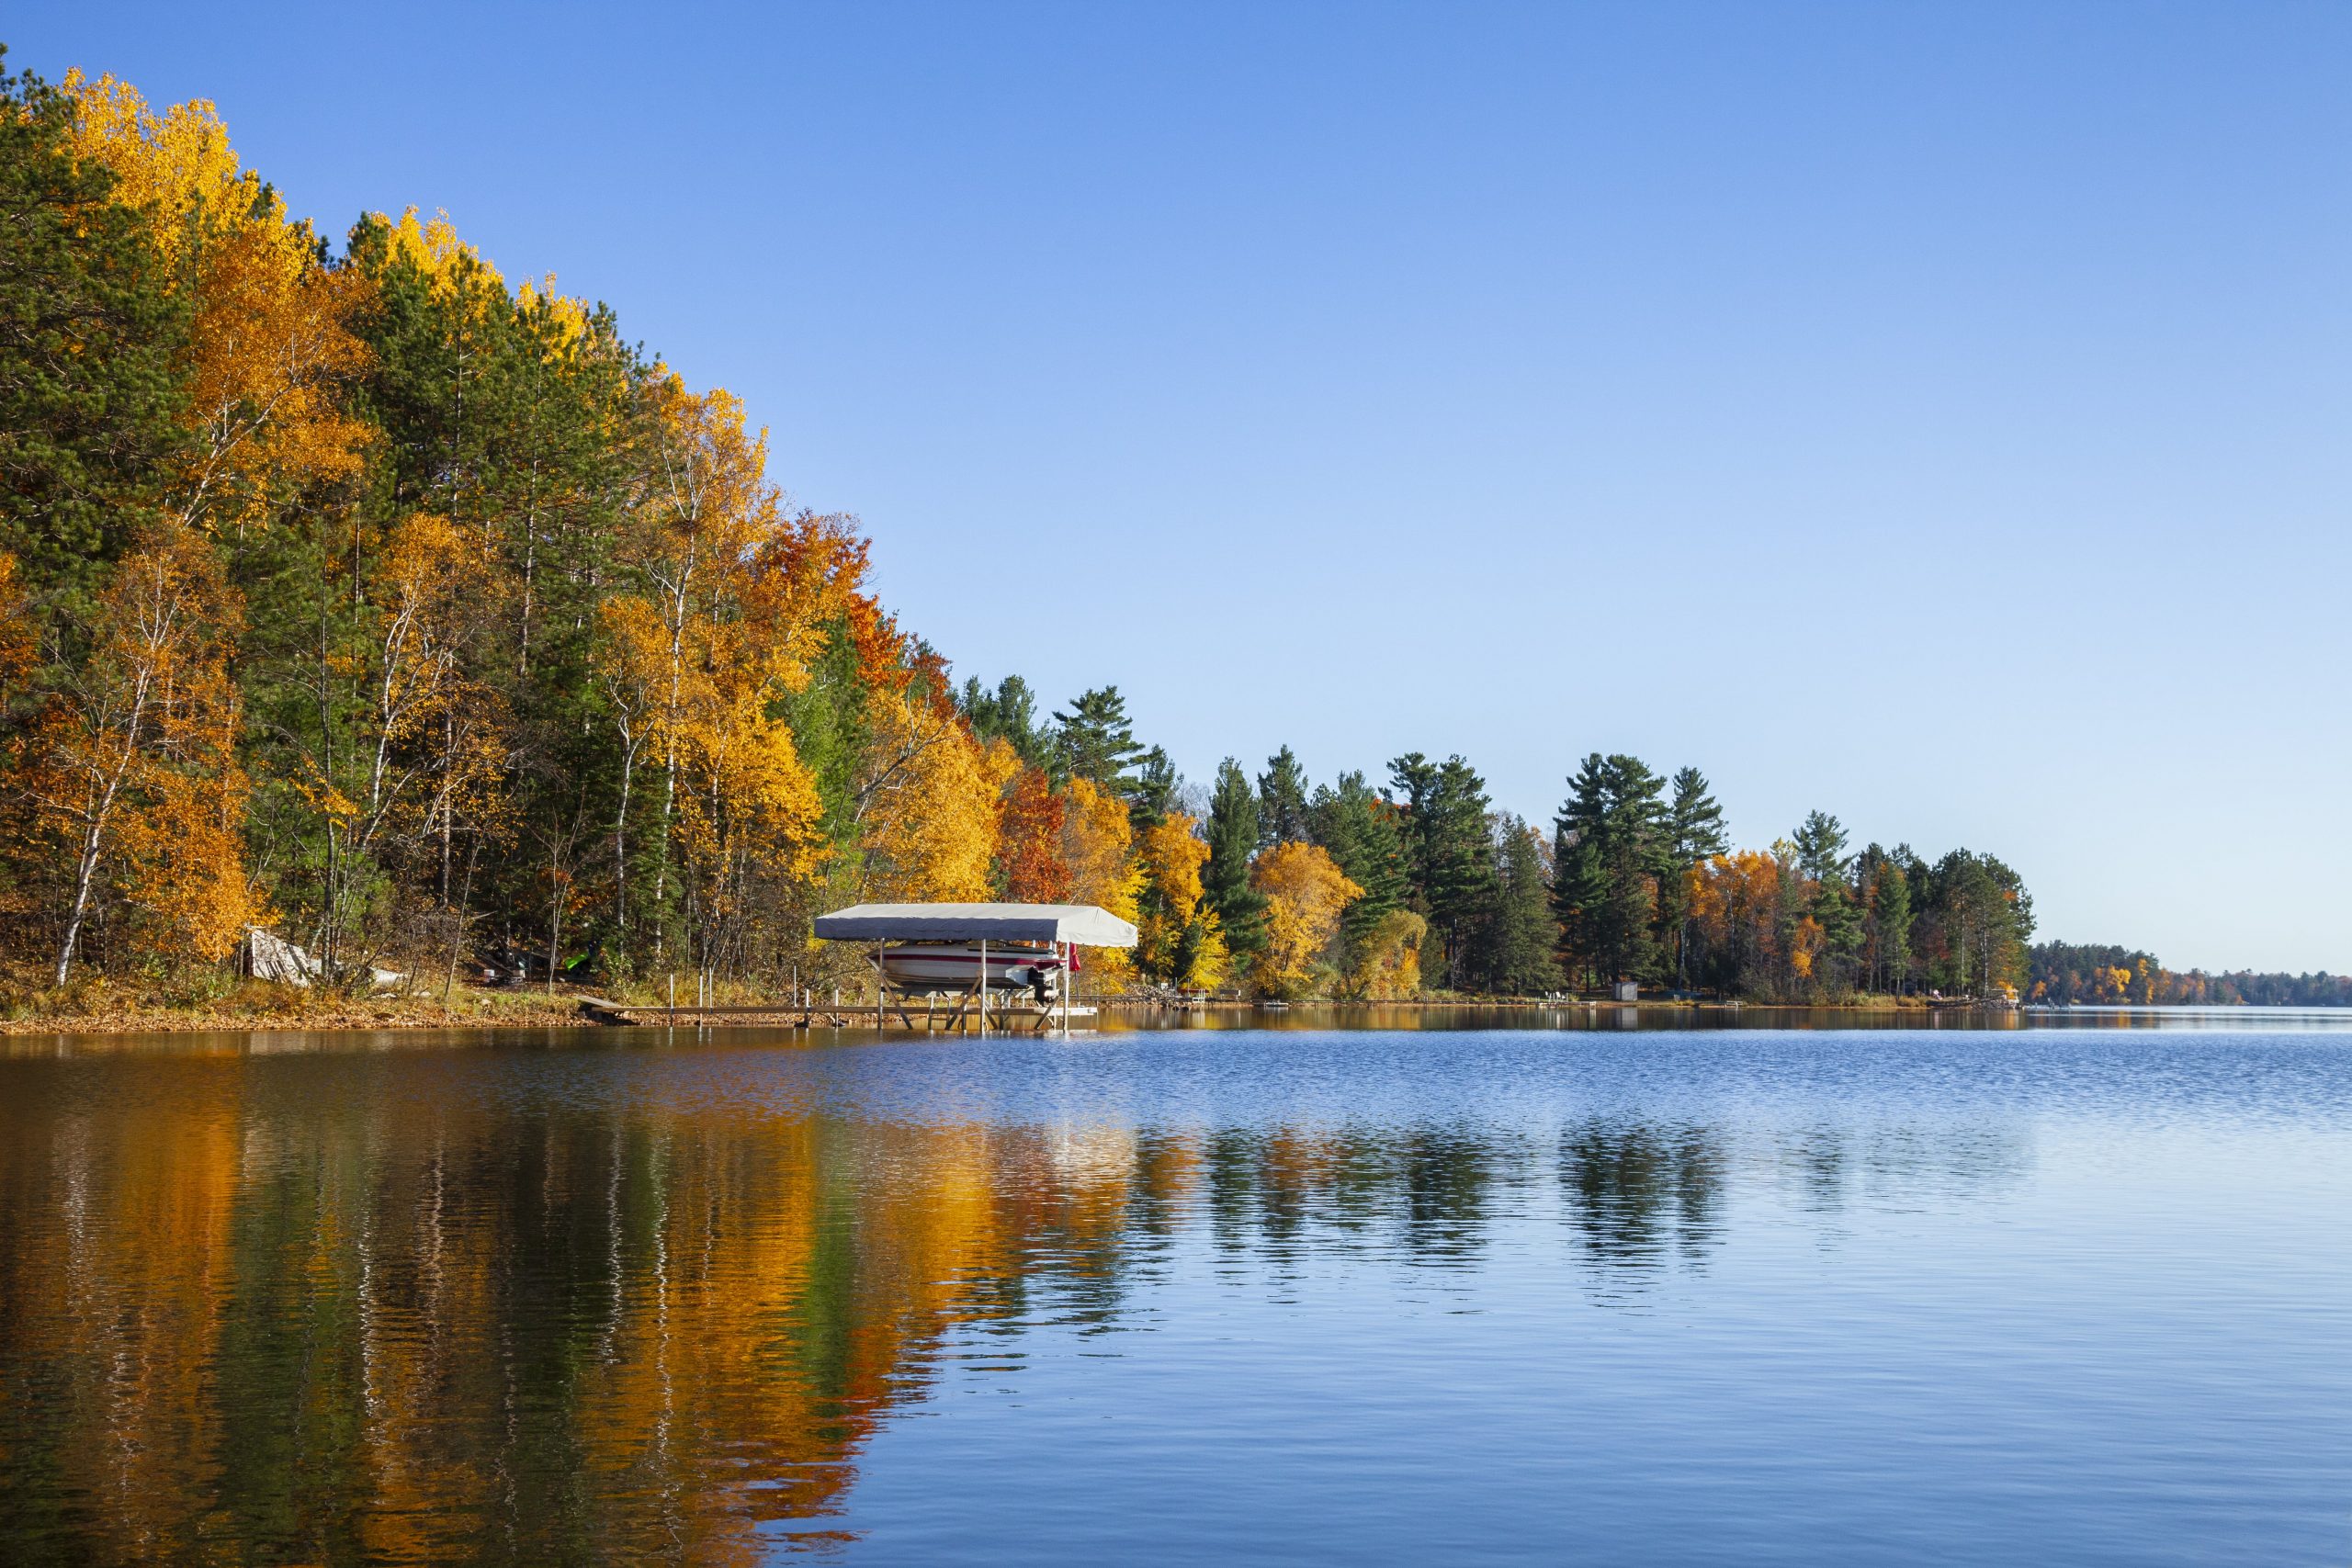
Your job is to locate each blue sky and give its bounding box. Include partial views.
[13,2,2348,970]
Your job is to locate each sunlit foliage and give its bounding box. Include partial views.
[1248,840,1360,998]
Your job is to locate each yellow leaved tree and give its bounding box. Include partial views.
[1250,840,1362,998]
[1134,811,1225,989]
[1060,775,1143,990]
[599,376,831,966]
[856,694,1007,902]
[28,527,252,982]
[1348,908,1427,999]
[64,74,370,536]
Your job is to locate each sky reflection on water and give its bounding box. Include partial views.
[0,1022,2346,1564]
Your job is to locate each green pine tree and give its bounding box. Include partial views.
[1388,752,1500,991]
[1792,810,1860,990]
[1202,759,1267,967]
[1551,752,1668,988]
[1655,766,1727,988]
[959,674,1047,767]
[0,51,191,609]
[1051,686,1144,790]
[1485,815,1563,994]
[1256,745,1311,846]
[1308,770,1408,980]
[1855,843,1914,995]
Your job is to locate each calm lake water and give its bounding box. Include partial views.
[2,1011,2347,1564]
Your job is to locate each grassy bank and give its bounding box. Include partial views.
[0,976,596,1035]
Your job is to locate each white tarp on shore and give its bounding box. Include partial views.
[243,927,407,989]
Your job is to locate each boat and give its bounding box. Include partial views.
[876,941,1070,999]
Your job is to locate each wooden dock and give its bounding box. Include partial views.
[577,997,1096,1034]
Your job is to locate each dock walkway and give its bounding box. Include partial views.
[577,998,1095,1033]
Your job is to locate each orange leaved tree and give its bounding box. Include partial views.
[29,526,250,983]
[997,761,1070,902]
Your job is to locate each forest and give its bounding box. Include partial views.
[0,54,2094,1008]
[2026,944,2352,1008]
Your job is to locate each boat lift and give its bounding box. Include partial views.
[811,901,1139,1036]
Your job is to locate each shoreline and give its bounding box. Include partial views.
[0,987,597,1036]
[0,990,2033,1036]
[9,987,2322,1039]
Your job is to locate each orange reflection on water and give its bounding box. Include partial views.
[0,1047,1158,1563]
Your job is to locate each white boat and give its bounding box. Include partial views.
[876,942,1070,999]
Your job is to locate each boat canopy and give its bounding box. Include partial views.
[812,902,1139,947]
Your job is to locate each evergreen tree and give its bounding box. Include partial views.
[1667,768,1728,864]
[1256,745,1311,846]
[1791,810,1860,990]
[1308,770,1409,979]
[0,52,191,606]
[1202,758,1267,966]
[1656,766,1727,988]
[1791,809,1849,884]
[1387,752,1500,990]
[1127,745,1177,832]
[1052,686,1144,791]
[1551,752,1668,987]
[960,673,1046,766]
[1855,843,1914,995]
[1485,815,1562,994]
[1917,849,2034,998]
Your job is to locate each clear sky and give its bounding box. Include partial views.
[12,2,2348,971]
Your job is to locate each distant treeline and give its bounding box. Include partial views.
[965,679,2036,1001]
[0,55,2088,1007]
[2028,943,2352,1008]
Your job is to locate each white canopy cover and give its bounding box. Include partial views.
[812,902,1139,947]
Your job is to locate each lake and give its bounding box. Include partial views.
[1,1012,2346,1564]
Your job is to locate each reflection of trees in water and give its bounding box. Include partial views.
[0,1059,2030,1563]
[1194,1124,1501,1267]
[0,1066,1110,1563]
[1559,1122,1726,1272]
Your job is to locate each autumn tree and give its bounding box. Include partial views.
[997,760,1070,901]
[1349,908,1426,999]
[1134,810,1224,988]
[1686,849,1790,998]
[1249,840,1361,998]
[64,73,371,540]
[28,527,250,982]
[1059,774,1142,988]
[856,670,1004,906]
